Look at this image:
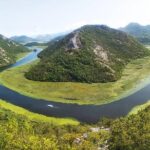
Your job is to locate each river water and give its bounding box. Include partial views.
[0,48,149,123]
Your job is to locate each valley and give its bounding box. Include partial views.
[0,46,150,124]
[0,33,149,149]
[0,26,150,123]
[1,55,150,105]
[1,0,150,149]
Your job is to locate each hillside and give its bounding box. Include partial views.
[26,25,150,83]
[0,34,28,67]
[120,23,150,44]
[0,99,149,149]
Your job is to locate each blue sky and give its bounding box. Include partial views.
[0,0,150,37]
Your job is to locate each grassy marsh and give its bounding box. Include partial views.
[0,99,79,125]
[1,55,150,105]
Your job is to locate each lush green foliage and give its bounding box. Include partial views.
[0,104,109,150]
[109,106,150,150]
[26,25,149,83]
[0,99,149,149]
[120,23,150,44]
[0,34,28,67]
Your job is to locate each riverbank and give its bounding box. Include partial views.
[1,55,150,105]
[128,100,150,115]
[16,51,31,61]
[0,99,79,125]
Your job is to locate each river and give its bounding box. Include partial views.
[0,48,149,123]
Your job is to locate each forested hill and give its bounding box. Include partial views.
[26,25,150,83]
[120,23,150,44]
[0,34,28,67]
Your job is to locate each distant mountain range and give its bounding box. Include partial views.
[25,25,150,83]
[0,34,28,67]
[119,23,150,44]
[10,31,71,44]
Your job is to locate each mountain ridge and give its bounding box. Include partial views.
[10,31,71,44]
[119,23,150,44]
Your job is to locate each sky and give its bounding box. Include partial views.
[0,0,150,37]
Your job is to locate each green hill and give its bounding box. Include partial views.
[0,34,28,67]
[26,25,150,83]
[120,23,150,44]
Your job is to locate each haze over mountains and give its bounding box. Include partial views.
[26,25,150,83]
[9,22,150,46]
[120,23,150,44]
[10,31,71,44]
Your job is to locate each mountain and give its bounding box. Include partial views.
[10,31,71,45]
[0,34,28,67]
[33,32,68,43]
[24,42,48,47]
[24,35,66,47]
[119,23,150,44]
[10,35,35,44]
[34,31,72,42]
[25,25,150,83]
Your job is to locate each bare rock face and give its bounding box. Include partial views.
[0,34,28,68]
[0,47,11,67]
[94,45,109,62]
[66,32,82,52]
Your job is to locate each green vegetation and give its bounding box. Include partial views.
[26,25,150,83]
[0,100,79,125]
[0,34,29,67]
[0,98,149,149]
[120,23,150,44]
[128,100,150,115]
[1,55,150,105]
[109,105,150,150]
[0,99,110,150]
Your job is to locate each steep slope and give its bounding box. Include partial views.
[0,34,28,67]
[26,25,150,83]
[120,23,150,44]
